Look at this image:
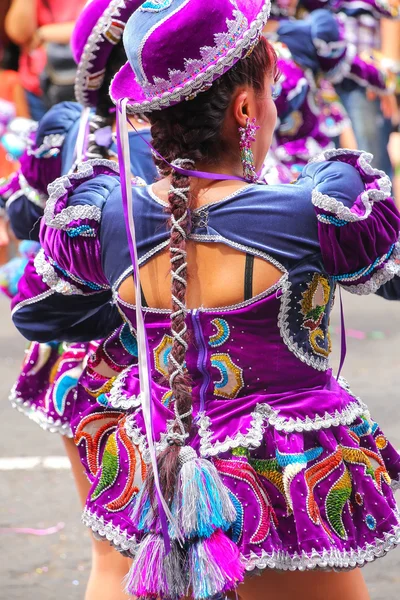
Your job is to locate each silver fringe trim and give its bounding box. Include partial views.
[81,507,138,556]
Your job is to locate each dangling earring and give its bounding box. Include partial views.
[239,117,260,183]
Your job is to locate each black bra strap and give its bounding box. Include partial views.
[140,284,148,308]
[244,253,255,301]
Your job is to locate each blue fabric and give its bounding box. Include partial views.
[25,91,47,121]
[111,130,159,183]
[7,200,43,241]
[335,82,393,176]
[100,160,366,287]
[277,10,341,74]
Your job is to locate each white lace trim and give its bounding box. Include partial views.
[81,507,138,556]
[118,1,271,113]
[75,0,129,107]
[6,173,47,209]
[34,249,90,296]
[198,378,368,455]
[9,385,72,437]
[44,159,119,230]
[311,149,392,223]
[342,241,400,295]
[107,368,142,410]
[28,134,65,158]
[243,524,400,572]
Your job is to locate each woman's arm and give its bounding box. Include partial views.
[12,82,30,119]
[4,0,37,46]
[36,21,76,45]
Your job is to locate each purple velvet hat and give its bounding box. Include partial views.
[72,0,144,107]
[110,0,271,113]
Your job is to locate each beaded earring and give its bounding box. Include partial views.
[238,116,260,183]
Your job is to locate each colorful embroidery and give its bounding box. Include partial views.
[103,19,125,44]
[52,365,83,416]
[355,492,364,506]
[74,411,122,477]
[365,514,377,531]
[214,457,277,544]
[375,435,388,450]
[275,447,323,511]
[250,458,287,509]
[209,318,230,348]
[140,0,173,11]
[161,390,173,408]
[86,69,106,91]
[210,353,244,399]
[91,432,119,501]
[305,447,343,535]
[24,342,58,376]
[228,491,244,544]
[326,468,352,539]
[279,110,304,136]
[119,323,138,357]
[106,420,146,512]
[153,335,173,379]
[84,377,117,408]
[300,273,332,358]
[342,446,391,491]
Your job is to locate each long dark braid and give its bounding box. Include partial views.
[141,37,278,505]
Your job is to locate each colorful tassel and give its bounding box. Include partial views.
[189,529,245,599]
[125,533,187,599]
[171,447,237,539]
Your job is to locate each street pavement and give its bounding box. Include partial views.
[0,292,399,599]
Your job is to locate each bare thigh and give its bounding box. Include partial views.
[238,568,370,600]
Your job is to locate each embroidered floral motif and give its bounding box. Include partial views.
[214,457,278,544]
[209,318,230,348]
[325,468,352,540]
[153,335,173,378]
[210,353,244,399]
[300,273,332,358]
[74,411,122,477]
[161,390,173,408]
[91,431,119,501]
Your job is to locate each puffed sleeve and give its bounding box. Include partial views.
[302,149,400,295]
[11,160,125,342]
[19,102,83,194]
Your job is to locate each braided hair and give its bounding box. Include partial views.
[146,37,277,501]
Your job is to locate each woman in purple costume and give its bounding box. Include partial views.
[12,0,400,598]
[6,1,156,599]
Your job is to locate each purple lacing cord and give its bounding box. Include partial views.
[336,286,347,380]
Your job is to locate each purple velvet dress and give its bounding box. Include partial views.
[12,150,400,571]
[3,102,156,437]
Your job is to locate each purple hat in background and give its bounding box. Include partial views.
[110,0,271,113]
[72,0,144,107]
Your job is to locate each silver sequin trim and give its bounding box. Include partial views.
[34,249,87,296]
[44,159,119,230]
[11,289,54,318]
[198,377,368,456]
[75,0,129,106]
[9,384,72,437]
[116,0,271,113]
[343,241,400,295]
[107,367,142,410]
[243,524,400,572]
[81,507,138,556]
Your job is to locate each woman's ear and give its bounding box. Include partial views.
[232,88,251,128]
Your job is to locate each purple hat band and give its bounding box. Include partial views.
[110,0,271,113]
[73,0,144,108]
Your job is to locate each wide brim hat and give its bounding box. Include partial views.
[72,0,145,107]
[110,0,271,113]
